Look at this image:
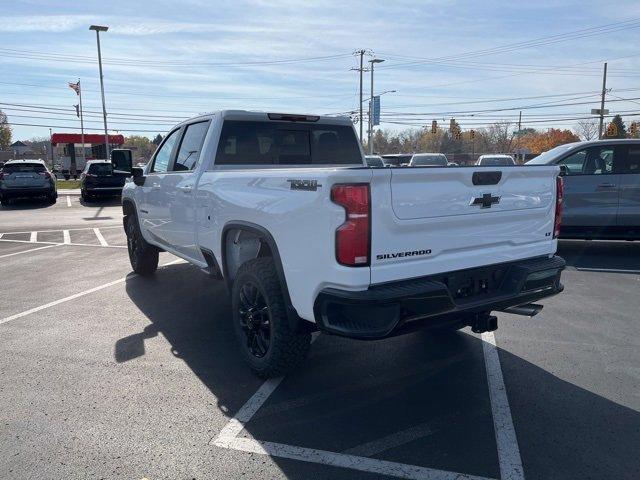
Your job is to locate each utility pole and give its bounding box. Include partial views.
[368,58,384,154]
[517,111,522,132]
[598,62,607,139]
[78,78,85,165]
[49,128,54,167]
[358,50,364,143]
[90,25,110,160]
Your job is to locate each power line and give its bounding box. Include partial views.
[0,49,353,68]
[376,19,640,69]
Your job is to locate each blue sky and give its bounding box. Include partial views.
[2,0,640,140]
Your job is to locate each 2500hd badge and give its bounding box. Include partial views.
[377,249,432,260]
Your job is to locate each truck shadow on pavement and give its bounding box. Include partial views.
[558,239,640,273]
[118,263,640,480]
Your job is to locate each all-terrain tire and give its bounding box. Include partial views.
[125,213,159,275]
[232,258,311,378]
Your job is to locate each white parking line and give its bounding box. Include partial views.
[63,230,70,244]
[30,231,37,243]
[576,267,640,274]
[481,332,524,480]
[0,225,121,235]
[93,228,109,247]
[0,244,60,259]
[213,332,519,480]
[0,238,126,249]
[66,196,72,207]
[0,258,183,326]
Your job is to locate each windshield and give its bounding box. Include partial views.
[365,156,384,167]
[411,154,447,166]
[4,163,46,173]
[88,163,113,175]
[526,143,578,165]
[479,157,514,166]
[381,154,413,166]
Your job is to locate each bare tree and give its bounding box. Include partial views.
[574,120,598,141]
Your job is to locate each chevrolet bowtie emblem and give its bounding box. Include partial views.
[470,193,500,208]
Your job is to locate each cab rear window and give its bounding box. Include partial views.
[88,163,113,175]
[4,163,46,173]
[215,120,362,166]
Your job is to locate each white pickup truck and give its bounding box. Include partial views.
[122,110,565,377]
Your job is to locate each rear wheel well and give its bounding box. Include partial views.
[221,223,308,332]
[223,227,273,283]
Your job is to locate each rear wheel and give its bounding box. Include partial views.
[125,213,159,275]
[47,192,57,204]
[232,258,311,378]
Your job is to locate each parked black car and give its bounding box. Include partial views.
[80,160,127,201]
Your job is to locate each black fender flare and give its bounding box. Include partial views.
[221,221,304,331]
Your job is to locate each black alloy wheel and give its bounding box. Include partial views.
[237,281,272,358]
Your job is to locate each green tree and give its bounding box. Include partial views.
[603,114,627,139]
[0,110,11,149]
[123,135,157,161]
[152,134,163,146]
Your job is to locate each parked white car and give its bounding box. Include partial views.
[122,110,565,377]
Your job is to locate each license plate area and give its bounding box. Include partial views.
[438,265,510,303]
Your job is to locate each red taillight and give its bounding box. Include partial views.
[39,172,52,179]
[554,176,564,238]
[331,184,370,266]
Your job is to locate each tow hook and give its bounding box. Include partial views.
[471,314,498,334]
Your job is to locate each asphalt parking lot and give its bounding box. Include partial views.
[1,196,639,480]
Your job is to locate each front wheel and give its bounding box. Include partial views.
[125,214,159,275]
[232,258,311,378]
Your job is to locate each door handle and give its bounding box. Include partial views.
[597,182,616,188]
[178,185,193,193]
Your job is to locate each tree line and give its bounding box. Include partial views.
[367,114,638,156]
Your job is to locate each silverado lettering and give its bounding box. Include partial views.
[377,250,431,260]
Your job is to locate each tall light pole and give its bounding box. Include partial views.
[368,58,384,154]
[90,25,110,160]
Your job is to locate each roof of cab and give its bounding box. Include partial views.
[174,110,353,128]
[4,158,46,165]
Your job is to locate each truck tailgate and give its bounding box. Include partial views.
[370,166,559,285]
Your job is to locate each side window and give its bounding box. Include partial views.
[622,146,640,173]
[558,147,614,175]
[558,149,587,175]
[151,129,179,173]
[173,121,210,171]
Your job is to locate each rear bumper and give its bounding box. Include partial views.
[84,186,123,195]
[1,186,55,198]
[313,255,565,339]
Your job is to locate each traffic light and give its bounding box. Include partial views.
[431,120,437,134]
[74,104,80,118]
[470,129,475,139]
[454,130,462,140]
[630,122,638,137]
[606,122,618,137]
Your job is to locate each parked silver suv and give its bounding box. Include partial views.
[527,139,640,239]
[0,159,57,206]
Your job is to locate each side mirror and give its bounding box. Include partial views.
[558,165,568,176]
[132,167,146,186]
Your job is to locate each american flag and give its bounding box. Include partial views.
[68,82,80,95]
